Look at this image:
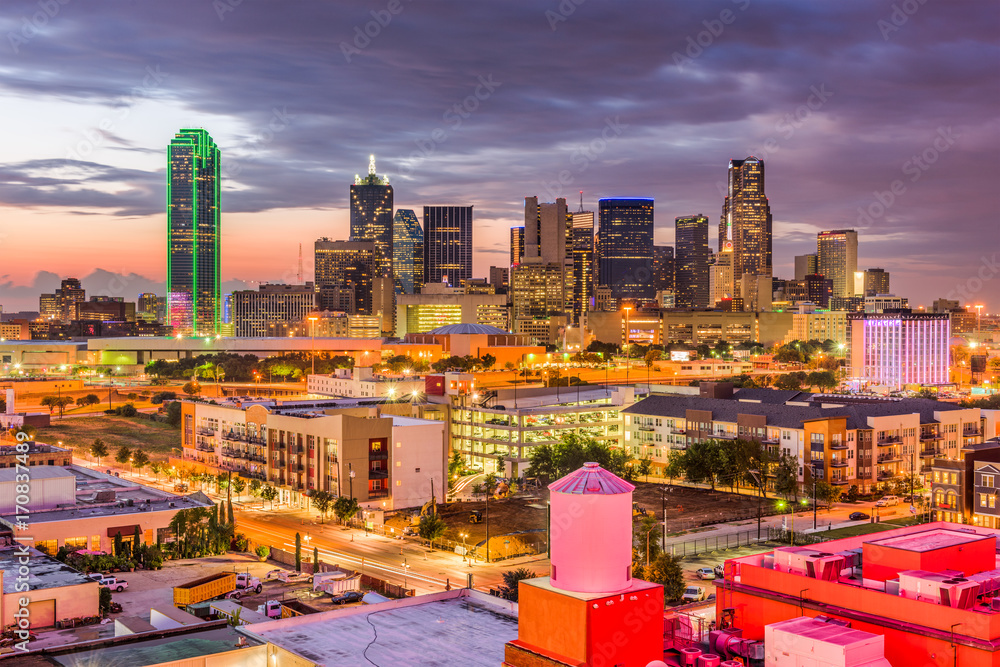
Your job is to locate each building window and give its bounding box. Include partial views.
[984,474,995,488]
[991,495,997,509]
[981,494,988,508]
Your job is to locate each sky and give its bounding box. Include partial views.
[0,0,997,313]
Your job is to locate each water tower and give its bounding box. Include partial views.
[504,463,665,667]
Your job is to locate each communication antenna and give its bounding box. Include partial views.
[579,190,584,212]
[297,243,303,284]
[369,154,377,176]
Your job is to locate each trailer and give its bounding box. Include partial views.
[173,572,238,608]
[313,572,361,596]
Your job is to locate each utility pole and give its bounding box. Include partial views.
[813,463,818,531]
[750,470,763,540]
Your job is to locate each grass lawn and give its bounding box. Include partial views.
[35,416,181,462]
[807,517,925,541]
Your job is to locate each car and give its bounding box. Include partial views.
[713,565,725,579]
[695,567,716,580]
[681,586,707,603]
[330,590,364,605]
[86,572,105,583]
[849,511,870,521]
[99,576,128,592]
[875,495,900,507]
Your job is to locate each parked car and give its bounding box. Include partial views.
[681,586,707,603]
[330,590,364,605]
[875,495,900,507]
[695,567,716,580]
[849,511,870,521]
[713,565,725,579]
[99,576,128,592]
[86,572,105,583]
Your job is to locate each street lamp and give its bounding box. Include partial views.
[460,532,468,562]
[307,314,319,377]
[402,558,410,591]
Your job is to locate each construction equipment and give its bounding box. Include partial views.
[632,502,647,518]
[469,510,483,524]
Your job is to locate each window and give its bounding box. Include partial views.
[984,474,995,488]
[92,535,101,550]
[991,495,996,509]
[396,480,402,486]
[981,494,988,508]
[396,461,401,467]
[65,537,87,549]
[951,473,958,485]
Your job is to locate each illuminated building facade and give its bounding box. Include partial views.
[423,205,473,286]
[231,283,317,337]
[392,209,423,295]
[511,197,574,337]
[864,267,891,297]
[509,226,524,268]
[571,210,594,323]
[709,246,734,307]
[675,214,710,308]
[314,239,375,315]
[721,156,771,294]
[847,312,950,389]
[396,283,508,336]
[597,198,654,301]
[167,129,221,336]
[817,229,858,299]
[350,155,393,279]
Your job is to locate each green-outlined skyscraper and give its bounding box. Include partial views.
[167,129,221,336]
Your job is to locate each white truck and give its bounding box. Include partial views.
[235,572,262,594]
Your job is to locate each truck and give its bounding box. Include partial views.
[173,572,238,607]
[236,572,263,594]
[313,572,361,596]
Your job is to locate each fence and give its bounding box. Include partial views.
[667,528,772,559]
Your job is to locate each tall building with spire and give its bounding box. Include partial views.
[167,128,221,335]
[350,155,394,279]
[392,209,423,295]
[721,157,772,295]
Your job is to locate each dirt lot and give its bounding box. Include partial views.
[35,415,181,462]
[409,482,761,548]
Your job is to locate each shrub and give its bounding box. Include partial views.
[255,545,270,559]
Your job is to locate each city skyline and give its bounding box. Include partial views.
[0,1,997,313]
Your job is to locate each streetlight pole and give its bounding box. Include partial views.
[348,463,355,500]
[308,315,318,377]
[813,463,818,531]
[750,470,763,540]
[623,307,631,387]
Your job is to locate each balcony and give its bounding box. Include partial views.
[877,455,902,464]
[920,448,938,458]
[223,432,247,443]
[637,426,654,432]
[248,436,267,446]
[369,469,389,480]
[877,471,895,481]
[368,489,389,500]
[273,442,286,451]
[296,464,305,473]
[920,465,932,474]
[831,479,849,486]
[197,427,215,436]
[195,443,215,453]
[877,436,901,446]
[669,428,687,436]
[921,433,941,441]
[761,437,779,445]
[830,460,849,468]
[221,449,246,459]
[963,429,981,438]
[248,454,266,464]
[830,442,848,450]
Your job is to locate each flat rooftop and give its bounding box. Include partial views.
[241,589,517,666]
[869,528,993,553]
[0,466,75,482]
[0,546,93,594]
[45,625,260,667]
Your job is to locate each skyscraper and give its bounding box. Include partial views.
[863,267,890,297]
[675,215,710,308]
[392,209,423,295]
[167,129,221,335]
[571,209,595,323]
[721,157,772,294]
[511,197,574,328]
[314,239,375,315]
[597,198,654,302]
[817,229,858,299]
[708,246,734,307]
[794,253,818,281]
[350,155,394,279]
[651,245,675,293]
[423,205,473,286]
[510,226,525,267]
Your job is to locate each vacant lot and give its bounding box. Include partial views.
[35,415,181,462]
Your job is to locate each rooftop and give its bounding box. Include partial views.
[427,323,510,335]
[44,625,259,667]
[0,546,93,594]
[869,528,991,553]
[0,466,75,482]
[240,589,517,666]
[549,462,634,495]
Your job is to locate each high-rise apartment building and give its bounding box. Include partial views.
[350,155,394,279]
[314,239,375,315]
[137,293,166,323]
[817,229,858,299]
[489,266,509,292]
[230,283,316,337]
[863,268,890,297]
[167,129,221,336]
[721,157,772,294]
[392,209,423,295]
[651,245,674,294]
[794,253,818,281]
[847,312,950,389]
[674,215,710,308]
[510,226,525,268]
[512,197,574,332]
[423,205,473,287]
[708,246,734,307]
[40,278,86,322]
[803,273,833,308]
[597,198,654,302]
[571,210,595,323]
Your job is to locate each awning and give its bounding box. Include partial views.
[107,525,141,537]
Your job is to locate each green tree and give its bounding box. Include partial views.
[498,567,536,602]
[645,554,686,603]
[165,401,182,427]
[664,452,684,484]
[118,402,138,417]
[644,349,661,368]
[774,374,802,391]
[634,513,662,565]
[333,496,360,524]
[417,514,448,549]
[313,546,320,571]
[131,449,150,475]
[115,446,132,467]
[99,587,113,616]
[182,381,202,396]
[637,456,654,482]
[525,433,636,481]
[679,439,724,491]
[91,439,109,466]
[232,476,247,500]
[774,454,800,501]
[248,477,262,498]
[312,490,333,522]
[227,495,235,525]
[260,485,278,509]
[295,532,302,571]
[814,480,842,511]
[480,353,496,370]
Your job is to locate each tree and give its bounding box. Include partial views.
[637,456,654,482]
[644,349,661,369]
[645,554,686,603]
[774,374,802,391]
[77,394,100,407]
[679,439,724,491]
[131,450,150,475]
[115,446,132,468]
[118,402,138,417]
[480,353,496,370]
[498,568,536,602]
[260,485,278,509]
[526,433,637,482]
[846,484,860,502]
[806,370,837,392]
[417,514,448,549]
[773,454,800,501]
[814,481,842,511]
[295,533,302,571]
[634,513,662,565]
[248,478,263,498]
[312,490,333,522]
[227,495,235,525]
[313,546,320,571]
[333,496,360,525]
[91,439,109,466]
[99,586,113,616]
[232,476,247,500]
[664,452,684,484]
[165,401,182,427]
[182,381,202,396]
